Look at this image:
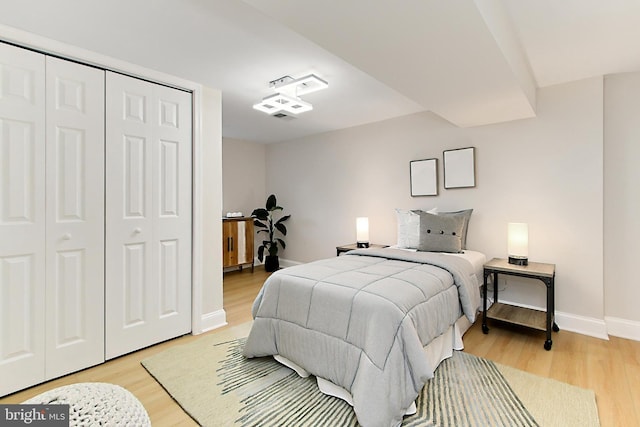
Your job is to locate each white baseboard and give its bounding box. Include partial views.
[249,257,300,269]
[195,309,227,335]
[279,258,302,268]
[492,299,610,340]
[605,316,640,341]
[555,311,609,340]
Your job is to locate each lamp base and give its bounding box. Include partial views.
[508,256,528,266]
[357,242,370,248]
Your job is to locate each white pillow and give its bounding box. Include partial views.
[395,207,438,248]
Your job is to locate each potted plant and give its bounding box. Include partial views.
[252,194,291,272]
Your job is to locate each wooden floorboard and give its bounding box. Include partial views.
[2,267,639,427]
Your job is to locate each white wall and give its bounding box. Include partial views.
[222,138,267,217]
[222,138,267,266]
[199,87,225,332]
[603,72,640,340]
[264,77,606,337]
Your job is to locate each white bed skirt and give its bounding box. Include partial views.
[273,314,474,415]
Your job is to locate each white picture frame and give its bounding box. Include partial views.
[444,147,475,189]
[410,158,438,197]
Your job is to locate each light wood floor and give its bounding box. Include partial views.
[2,267,639,427]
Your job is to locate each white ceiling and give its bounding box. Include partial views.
[2,0,640,143]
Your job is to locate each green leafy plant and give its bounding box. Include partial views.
[252,194,291,262]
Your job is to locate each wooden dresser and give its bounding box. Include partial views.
[222,217,254,271]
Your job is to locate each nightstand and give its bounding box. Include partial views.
[336,243,389,256]
[481,257,559,350]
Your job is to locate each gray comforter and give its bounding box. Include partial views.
[243,248,479,427]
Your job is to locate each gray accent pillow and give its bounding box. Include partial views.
[437,209,473,249]
[417,211,465,253]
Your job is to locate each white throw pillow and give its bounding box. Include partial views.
[395,207,438,248]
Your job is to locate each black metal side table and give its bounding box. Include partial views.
[482,257,559,350]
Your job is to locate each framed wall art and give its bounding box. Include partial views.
[443,147,475,189]
[410,158,438,197]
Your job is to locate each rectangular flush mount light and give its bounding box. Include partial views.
[273,74,328,96]
[253,93,313,115]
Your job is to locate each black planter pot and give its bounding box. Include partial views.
[264,255,280,272]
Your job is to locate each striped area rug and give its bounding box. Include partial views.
[141,323,599,427]
[215,339,536,427]
[413,351,536,427]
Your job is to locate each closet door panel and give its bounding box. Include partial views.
[106,73,153,359]
[106,72,191,359]
[44,56,105,378]
[0,42,46,396]
[153,84,191,332]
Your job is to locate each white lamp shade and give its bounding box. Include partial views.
[356,217,369,243]
[507,223,528,258]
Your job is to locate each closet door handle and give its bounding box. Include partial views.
[230,237,234,251]
[133,227,142,234]
[62,233,72,240]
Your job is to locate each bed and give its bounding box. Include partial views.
[243,209,483,427]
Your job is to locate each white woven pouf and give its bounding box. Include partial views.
[23,382,151,426]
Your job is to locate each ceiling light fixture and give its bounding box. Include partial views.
[253,74,328,115]
[253,92,313,114]
[271,74,328,97]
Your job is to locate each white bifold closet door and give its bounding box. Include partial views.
[44,56,105,378]
[105,72,192,359]
[0,43,105,395]
[0,42,47,395]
